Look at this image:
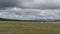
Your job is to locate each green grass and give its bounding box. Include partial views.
[0,21,60,34]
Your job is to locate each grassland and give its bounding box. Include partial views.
[0,21,60,34]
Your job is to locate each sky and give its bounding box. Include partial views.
[0,0,60,20]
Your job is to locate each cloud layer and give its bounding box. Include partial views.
[0,7,60,20]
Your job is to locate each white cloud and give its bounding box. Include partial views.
[0,7,60,20]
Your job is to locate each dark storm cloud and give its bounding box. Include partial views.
[0,0,17,9]
[0,0,60,9]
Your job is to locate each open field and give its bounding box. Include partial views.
[0,21,60,34]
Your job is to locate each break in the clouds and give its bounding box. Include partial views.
[0,0,60,20]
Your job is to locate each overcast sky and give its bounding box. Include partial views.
[0,0,60,20]
[0,0,60,9]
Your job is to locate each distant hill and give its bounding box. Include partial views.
[0,18,42,22]
[0,18,45,22]
[0,18,60,22]
[0,18,20,21]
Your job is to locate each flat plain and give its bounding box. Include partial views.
[0,21,60,34]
